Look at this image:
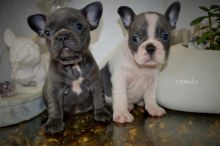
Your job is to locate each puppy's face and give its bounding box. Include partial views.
[118,2,180,68]
[28,2,103,65]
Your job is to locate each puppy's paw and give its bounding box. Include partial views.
[94,108,112,122]
[113,110,134,123]
[41,118,64,134]
[146,103,166,117]
[128,104,134,112]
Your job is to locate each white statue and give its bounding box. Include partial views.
[4,29,49,87]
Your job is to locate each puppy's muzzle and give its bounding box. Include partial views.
[146,44,156,56]
[55,32,80,51]
[53,31,82,65]
[55,49,82,65]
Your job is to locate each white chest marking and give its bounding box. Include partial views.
[71,65,84,95]
[72,76,84,95]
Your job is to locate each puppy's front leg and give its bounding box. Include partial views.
[41,81,64,134]
[112,72,134,123]
[144,76,166,117]
[90,74,111,122]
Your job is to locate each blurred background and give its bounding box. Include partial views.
[0,0,219,81]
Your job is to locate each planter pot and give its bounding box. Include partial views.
[158,44,220,114]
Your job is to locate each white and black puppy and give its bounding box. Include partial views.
[101,2,181,123]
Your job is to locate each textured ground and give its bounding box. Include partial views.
[0,107,220,146]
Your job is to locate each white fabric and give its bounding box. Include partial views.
[158,44,220,114]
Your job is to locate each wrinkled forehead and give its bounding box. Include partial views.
[129,12,171,36]
[45,8,86,27]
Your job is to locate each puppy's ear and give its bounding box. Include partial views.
[165,1,181,29]
[81,1,103,31]
[118,6,136,29]
[27,14,46,37]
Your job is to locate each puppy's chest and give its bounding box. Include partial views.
[126,70,155,99]
[67,65,89,95]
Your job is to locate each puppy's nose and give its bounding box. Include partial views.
[57,34,69,42]
[146,44,156,56]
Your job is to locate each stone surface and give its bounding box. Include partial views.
[0,107,219,146]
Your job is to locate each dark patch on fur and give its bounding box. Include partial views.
[128,13,148,54]
[100,63,112,97]
[155,13,172,59]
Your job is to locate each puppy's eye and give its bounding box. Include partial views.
[162,32,169,41]
[75,22,84,31]
[131,35,140,43]
[44,30,51,37]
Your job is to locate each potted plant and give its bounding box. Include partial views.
[190,5,220,50]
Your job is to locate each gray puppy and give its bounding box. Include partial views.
[27,1,111,133]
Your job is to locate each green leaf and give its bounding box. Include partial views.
[212,31,219,36]
[200,26,208,30]
[210,5,220,10]
[210,43,220,50]
[215,32,220,36]
[199,6,209,12]
[208,12,215,17]
[209,12,213,16]
[210,5,220,12]
[197,31,211,44]
[212,28,217,32]
[211,13,220,17]
[190,16,207,25]
[213,8,220,12]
